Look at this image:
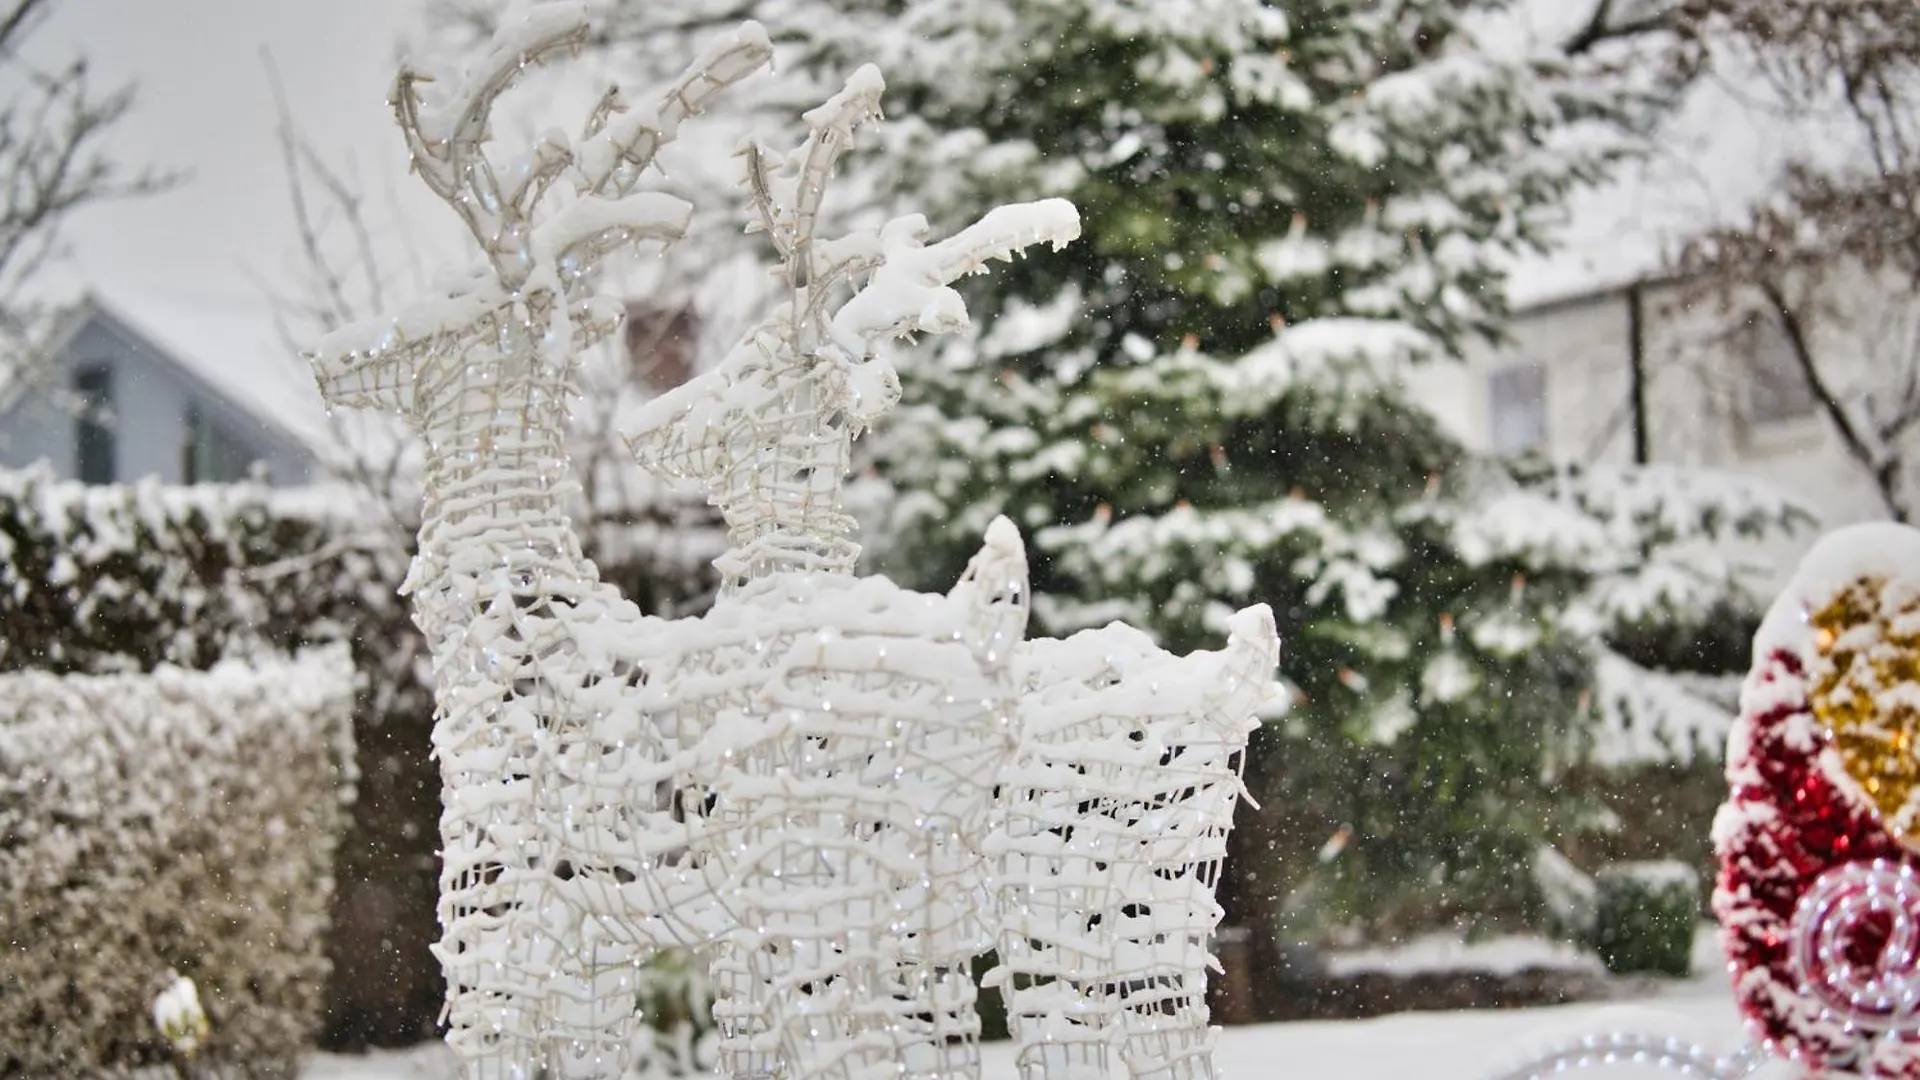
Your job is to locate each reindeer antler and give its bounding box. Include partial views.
[622,60,1078,592]
[743,64,887,352]
[312,10,774,409]
[392,3,594,289]
[390,5,773,294]
[574,22,774,199]
[829,199,1081,356]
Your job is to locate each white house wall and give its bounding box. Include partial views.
[0,369,75,478]
[1428,270,1909,538]
[1408,292,1637,465]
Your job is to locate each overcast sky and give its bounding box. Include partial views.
[22,2,1831,329]
[32,0,443,318]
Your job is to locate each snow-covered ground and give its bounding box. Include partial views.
[1326,931,1604,979]
[307,929,1789,1080]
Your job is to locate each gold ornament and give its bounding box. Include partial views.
[1810,575,1920,845]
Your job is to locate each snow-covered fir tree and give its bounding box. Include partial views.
[1509,460,1814,771]
[830,0,1680,941]
[435,0,1694,943]
[1504,458,1813,911]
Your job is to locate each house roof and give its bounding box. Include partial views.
[60,290,338,463]
[1505,31,1873,312]
[47,10,1860,438]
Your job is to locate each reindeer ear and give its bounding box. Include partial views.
[949,517,1031,671]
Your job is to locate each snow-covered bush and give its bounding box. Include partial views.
[0,465,386,674]
[0,648,355,1076]
[1536,849,1698,977]
[0,466,443,1045]
[1587,860,1699,977]
[0,464,717,1047]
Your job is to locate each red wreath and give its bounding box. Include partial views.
[1714,642,1920,1078]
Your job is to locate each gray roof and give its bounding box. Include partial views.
[57,290,337,462]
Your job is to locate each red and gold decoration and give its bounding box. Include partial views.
[1492,527,1920,1080]
[1810,576,1920,847]
[1715,525,1920,1079]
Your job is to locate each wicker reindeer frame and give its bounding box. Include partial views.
[307,6,1278,1079]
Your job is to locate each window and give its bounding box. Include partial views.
[623,301,699,392]
[182,407,257,484]
[1742,311,1819,424]
[1487,361,1547,457]
[73,365,114,484]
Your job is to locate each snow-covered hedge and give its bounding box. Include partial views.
[0,465,717,1047]
[0,647,356,1076]
[0,467,444,1045]
[0,466,389,674]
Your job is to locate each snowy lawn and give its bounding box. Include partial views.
[307,929,1794,1080]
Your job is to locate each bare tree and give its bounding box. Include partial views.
[0,0,174,402]
[1674,0,1920,521]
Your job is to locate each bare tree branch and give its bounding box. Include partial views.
[259,51,423,540]
[1759,279,1911,522]
[426,0,763,55]
[0,0,177,403]
[0,0,49,57]
[1662,0,1920,521]
[265,54,359,333]
[1563,0,1678,57]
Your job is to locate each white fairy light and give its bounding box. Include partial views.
[1486,1035,1768,1080]
[1483,862,1920,1080]
[1791,861,1920,1036]
[309,5,1279,1080]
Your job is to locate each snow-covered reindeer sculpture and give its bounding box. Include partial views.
[306,8,783,1076]
[621,65,1048,1080]
[307,5,1278,1080]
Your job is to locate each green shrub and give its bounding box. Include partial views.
[1589,860,1698,976]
